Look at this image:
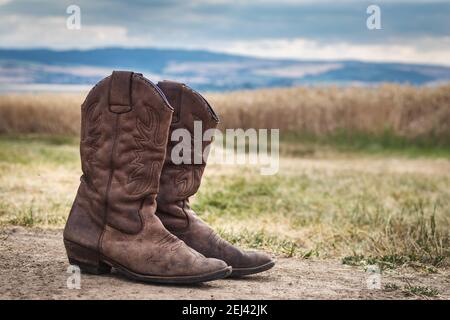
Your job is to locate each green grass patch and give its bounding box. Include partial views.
[193,175,280,219]
[281,130,450,158]
[403,285,440,297]
[217,229,302,258]
[342,254,441,272]
[383,283,440,297]
[0,134,79,165]
[2,201,69,227]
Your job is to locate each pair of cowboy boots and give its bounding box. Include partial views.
[63,71,275,284]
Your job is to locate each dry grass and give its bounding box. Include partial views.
[209,84,450,143]
[1,84,449,144]
[0,93,83,135]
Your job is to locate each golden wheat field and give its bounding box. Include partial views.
[1,84,449,143]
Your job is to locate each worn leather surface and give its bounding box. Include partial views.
[64,71,228,277]
[156,81,274,271]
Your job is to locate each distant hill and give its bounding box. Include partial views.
[1,47,449,92]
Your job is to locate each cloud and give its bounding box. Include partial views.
[0,14,152,49]
[213,37,450,66]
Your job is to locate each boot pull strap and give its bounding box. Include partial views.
[109,71,133,113]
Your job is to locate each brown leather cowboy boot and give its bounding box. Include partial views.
[63,71,231,284]
[156,80,275,277]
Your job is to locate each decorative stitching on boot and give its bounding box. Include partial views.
[83,102,102,190]
[127,106,164,195]
[173,166,204,198]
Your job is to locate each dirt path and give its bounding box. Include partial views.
[0,227,448,300]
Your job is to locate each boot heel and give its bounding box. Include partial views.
[64,239,111,275]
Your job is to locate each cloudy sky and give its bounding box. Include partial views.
[0,0,449,65]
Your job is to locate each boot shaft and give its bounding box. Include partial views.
[157,81,219,204]
[76,71,173,234]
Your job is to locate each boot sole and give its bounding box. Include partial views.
[229,260,275,278]
[64,239,232,284]
[106,258,231,285]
